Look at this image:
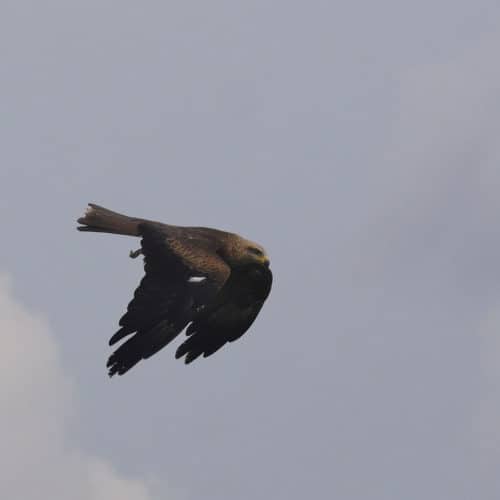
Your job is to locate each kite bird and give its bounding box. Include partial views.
[77,204,272,376]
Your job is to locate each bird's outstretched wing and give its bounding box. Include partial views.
[107,223,230,376]
[175,264,273,364]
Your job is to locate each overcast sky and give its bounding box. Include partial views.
[1,1,499,499]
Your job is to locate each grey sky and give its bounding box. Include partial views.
[1,1,498,499]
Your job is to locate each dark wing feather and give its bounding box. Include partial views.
[107,223,229,376]
[175,264,273,364]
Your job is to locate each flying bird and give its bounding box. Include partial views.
[77,204,272,376]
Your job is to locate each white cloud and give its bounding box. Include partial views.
[0,275,158,500]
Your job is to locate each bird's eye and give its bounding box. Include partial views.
[247,247,263,257]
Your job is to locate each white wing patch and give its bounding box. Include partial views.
[188,276,207,283]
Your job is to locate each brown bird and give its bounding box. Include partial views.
[77,204,272,376]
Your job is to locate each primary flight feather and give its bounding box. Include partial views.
[77,204,272,376]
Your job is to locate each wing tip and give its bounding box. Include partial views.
[109,327,134,346]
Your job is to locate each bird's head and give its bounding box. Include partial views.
[243,242,270,268]
[219,236,270,268]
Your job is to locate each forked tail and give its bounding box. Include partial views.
[77,203,143,236]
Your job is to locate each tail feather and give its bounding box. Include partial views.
[77,203,143,236]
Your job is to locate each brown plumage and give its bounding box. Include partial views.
[77,203,272,376]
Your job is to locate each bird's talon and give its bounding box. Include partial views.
[129,248,142,259]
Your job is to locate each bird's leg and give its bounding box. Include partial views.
[129,248,142,259]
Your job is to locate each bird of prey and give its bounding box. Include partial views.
[77,203,272,376]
